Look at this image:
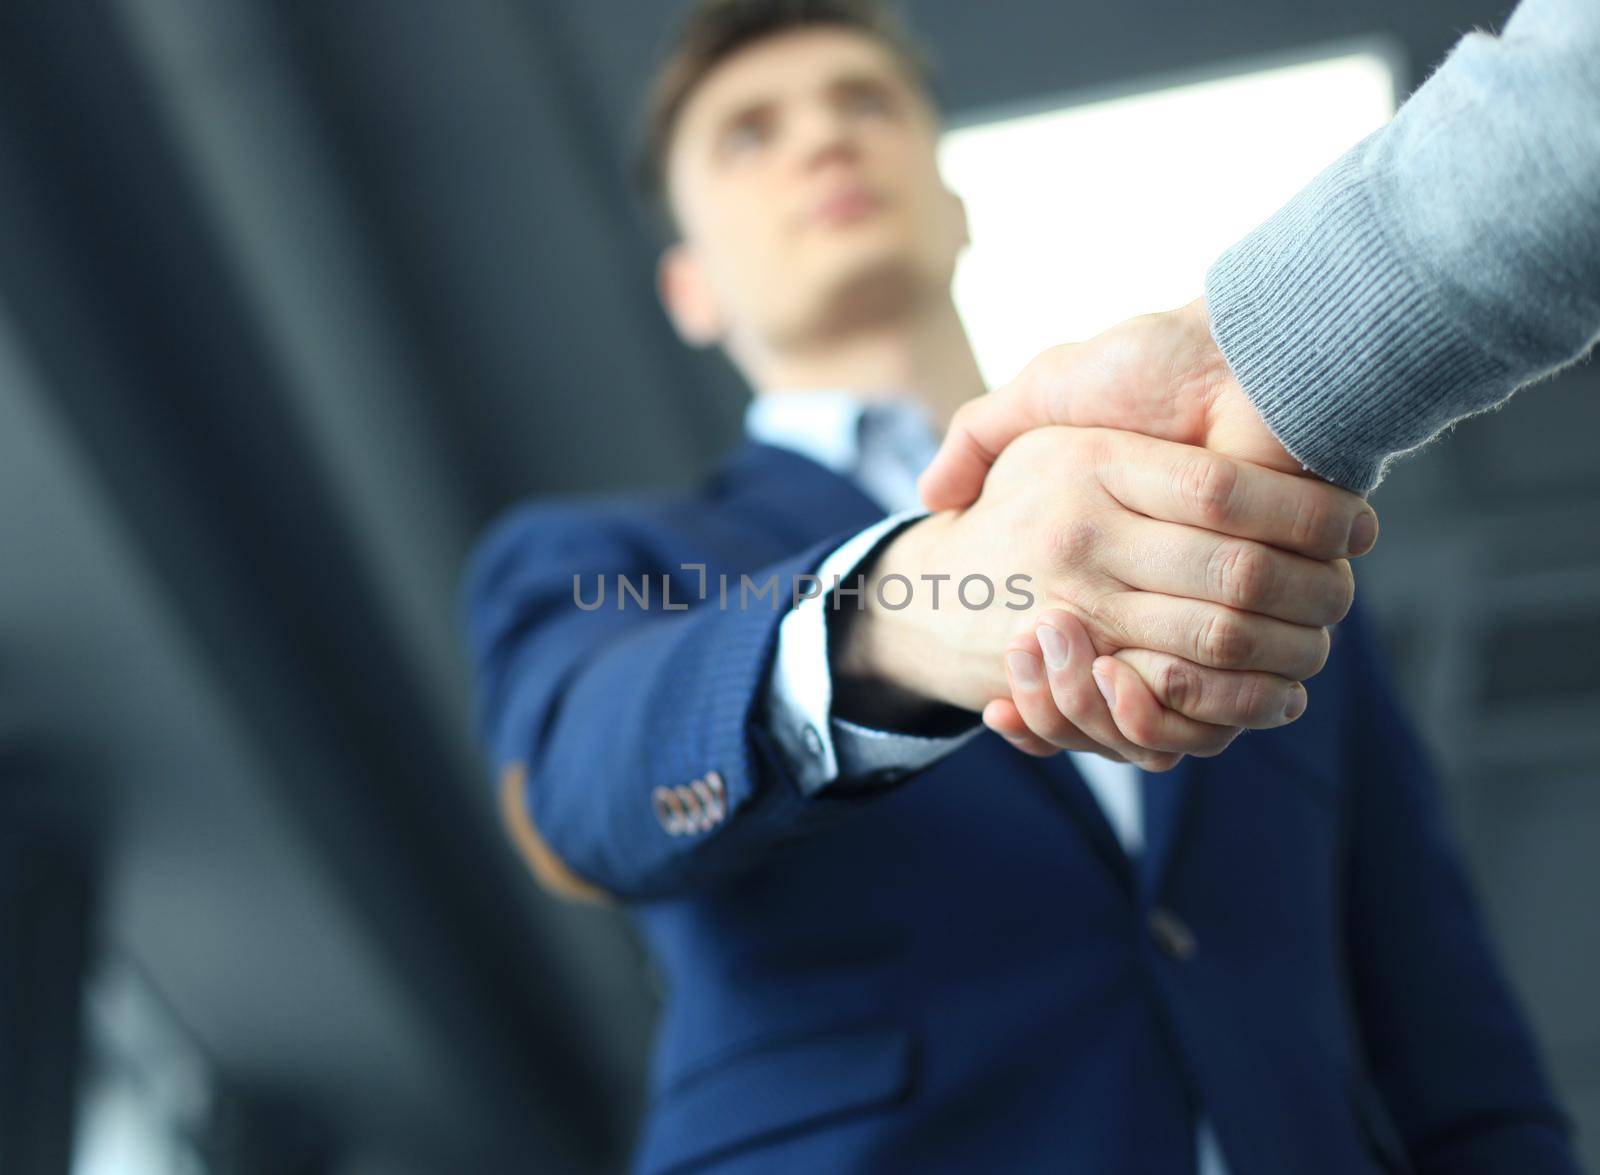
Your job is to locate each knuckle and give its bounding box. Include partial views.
[1180,454,1240,528]
[1046,517,1101,570]
[1198,610,1253,668]
[1153,658,1196,713]
[1208,540,1274,610]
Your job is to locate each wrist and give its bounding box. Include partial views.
[1180,297,1235,426]
[1186,297,1302,476]
[830,514,953,710]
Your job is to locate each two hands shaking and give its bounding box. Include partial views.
[832,298,1380,771]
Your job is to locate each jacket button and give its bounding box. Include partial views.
[703,771,726,823]
[801,724,825,758]
[690,777,720,827]
[1147,907,1197,962]
[675,783,707,833]
[651,785,685,836]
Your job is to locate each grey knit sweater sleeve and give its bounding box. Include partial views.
[1203,0,1600,494]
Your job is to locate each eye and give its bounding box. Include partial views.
[840,81,897,119]
[722,110,773,157]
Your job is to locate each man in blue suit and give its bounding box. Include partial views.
[464,1,1578,1170]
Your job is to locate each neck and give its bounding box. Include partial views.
[741,291,987,432]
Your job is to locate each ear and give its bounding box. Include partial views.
[657,243,725,347]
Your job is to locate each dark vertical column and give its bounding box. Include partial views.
[0,810,95,1175]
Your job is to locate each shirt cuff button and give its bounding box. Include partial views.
[801,723,825,758]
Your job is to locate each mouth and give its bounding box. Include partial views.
[806,184,886,228]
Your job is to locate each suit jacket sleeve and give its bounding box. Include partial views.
[462,499,902,902]
[1340,607,1579,1173]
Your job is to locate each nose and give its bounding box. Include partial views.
[791,101,859,174]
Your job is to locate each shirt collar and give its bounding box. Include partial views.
[743,391,871,476]
[743,390,937,474]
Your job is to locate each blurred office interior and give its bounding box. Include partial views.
[0,0,1596,1172]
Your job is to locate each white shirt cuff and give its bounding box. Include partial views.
[762,509,980,795]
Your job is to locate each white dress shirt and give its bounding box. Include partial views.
[748,390,1229,1175]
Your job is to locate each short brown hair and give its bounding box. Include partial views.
[634,0,937,217]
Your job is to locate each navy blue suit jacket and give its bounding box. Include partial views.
[464,440,1577,1175]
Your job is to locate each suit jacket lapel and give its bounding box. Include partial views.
[1139,707,1342,901]
[1139,759,1197,900]
[1032,753,1137,892]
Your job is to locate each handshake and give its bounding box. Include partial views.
[831,299,1379,771]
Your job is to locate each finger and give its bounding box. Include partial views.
[1091,656,1242,761]
[1003,632,1114,757]
[1098,591,1331,679]
[982,698,1061,757]
[1094,432,1378,561]
[1095,513,1354,627]
[1111,647,1308,729]
[1031,612,1177,771]
[987,696,1134,765]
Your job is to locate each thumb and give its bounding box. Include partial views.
[923,302,1249,510]
[919,361,1073,511]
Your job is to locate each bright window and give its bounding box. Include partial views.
[940,47,1399,387]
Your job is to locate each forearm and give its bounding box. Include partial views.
[1206,0,1600,493]
[467,509,913,900]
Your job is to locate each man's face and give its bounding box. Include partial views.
[661,27,967,351]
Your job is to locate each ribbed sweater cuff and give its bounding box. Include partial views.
[1204,146,1511,494]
